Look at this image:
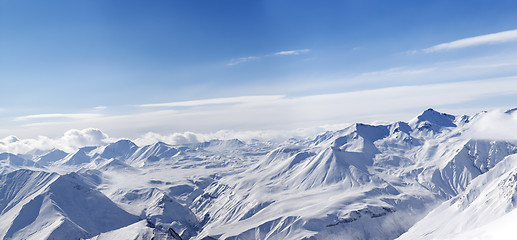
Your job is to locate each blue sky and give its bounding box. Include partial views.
[1,0,517,139]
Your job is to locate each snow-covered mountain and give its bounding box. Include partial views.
[398,154,517,240]
[0,170,139,239]
[0,108,516,239]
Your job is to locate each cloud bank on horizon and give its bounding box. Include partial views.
[3,75,517,139]
[1,1,517,140]
[0,128,111,154]
[2,107,517,156]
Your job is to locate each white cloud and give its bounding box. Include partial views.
[93,106,108,110]
[2,108,516,156]
[273,49,310,56]
[465,109,517,141]
[59,128,111,151]
[0,135,53,155]
[227,49,311,66]
[359,67,436,77]
[3,108,517,155]
[424,29,517,53]
[279,51,517,95]
[456,61,517,70]
[227,56,259,66]
[138,95,284,108]
[15,113,102,121]
[133,125,348,147]
[0,135,20,144]
[2,76,516,141]
[134,132,201,146]
[0,128,113,154]
[0,125,346,155]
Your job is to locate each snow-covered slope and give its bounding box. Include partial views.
[398,154,517,240]
[191,108,517,239]
[127,141,180,167]
[55,146,96,166]
[97,139,139,160]
[0,169,140,240]
[34,149,68,166]
[0,108,516,240]
[0,153,39,168]
[112,187,199,239]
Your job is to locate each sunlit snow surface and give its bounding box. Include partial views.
[0,108,517,239]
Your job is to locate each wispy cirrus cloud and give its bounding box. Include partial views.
[138,95,284,108]
[423,29,517,53]
[4,75,517,140]
[273,49,310,56]
[227,56,259,66]
[227,49,310,66]
[359,67,436,77]
[93,106,108,110]
[15,113,102,121]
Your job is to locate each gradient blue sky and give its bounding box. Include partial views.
[1,0,517,139]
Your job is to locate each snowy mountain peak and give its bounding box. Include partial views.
[0,108,516,240]
[99,139,138,160]
[79,146,98,153]
[106,139,138,151]
[0,152,38,168]
[418,108,456,126]
[353,123,390,141]
[153,141,170,147]
[126,141,180,167]
[0,169,139,240]
[36,149,68,166]
[0,153,24,164]
[57,148,94,166]
[389,121,412,135]
[410,108,457,132]
[323,123,388,154]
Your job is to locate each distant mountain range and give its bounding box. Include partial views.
[0,108,516,239]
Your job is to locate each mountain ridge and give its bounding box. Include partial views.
[0,108,516,239]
